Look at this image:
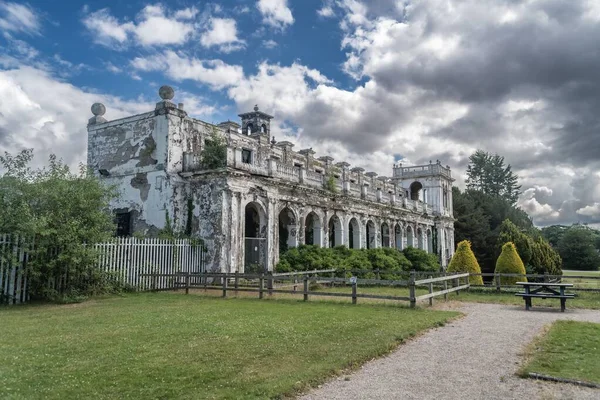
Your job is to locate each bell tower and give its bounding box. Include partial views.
[238,105,274,136]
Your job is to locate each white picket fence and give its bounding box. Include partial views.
[1,236,206,305]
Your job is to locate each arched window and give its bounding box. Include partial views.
[246,123,253,135]
[261,124,267,133]
[410,181,423,201]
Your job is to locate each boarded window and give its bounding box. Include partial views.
[115,212,132,237]
[242,149,252,164]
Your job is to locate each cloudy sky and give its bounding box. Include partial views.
[0,0,599,227]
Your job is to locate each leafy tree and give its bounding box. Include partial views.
[0,149,120,302]
[447,240,483,285]
[452,187,533,274]
[557,226,600,271]
[466,150,521,204]
[201,128,227,169]
[540,225,569,248]
[497,219,533,266]
[495,242,527,285]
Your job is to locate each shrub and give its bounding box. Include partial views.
[495,242,527,285]
[447,240,484,285]
[402,247,440,272]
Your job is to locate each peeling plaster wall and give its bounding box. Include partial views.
[87,112,173,235]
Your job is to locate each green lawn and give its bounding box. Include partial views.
[521,321,600,385]
[0,293,457,400]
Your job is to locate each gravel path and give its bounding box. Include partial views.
[300,302,600,400]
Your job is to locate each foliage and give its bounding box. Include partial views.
[466,149,521,204]
[0,149,125,302]
[325,166,340,193]
[0,293,457,399]
[542,224,600,271]
[201,128,227,169]
[557,225,600,271]
[447,240,483,285]
[276,245,438,278]
[401,246,440,272]
[520,321,600,385]
[494,242,527,285]
[453,187,533,273]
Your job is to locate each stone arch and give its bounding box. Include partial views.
[366,220,376,249]
[394,223,403,250]
[381,222,390,247]
[348,217,360,249]
[261,124,267,133]
[417,228,424,250]
[328,214,343,248]
[427,228,433,254]
[278,207,298,255]
[244,201,268,271]
[406,225,414,247]
[305,211,322,246]
[410,181,423,201]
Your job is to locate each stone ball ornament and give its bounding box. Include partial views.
[91,103,106,116]
[159,85,175,100]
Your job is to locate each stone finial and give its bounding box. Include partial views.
[91,103,106,116]
[88,102,107,125]
[254,104,259,112]
[159,85,175,100]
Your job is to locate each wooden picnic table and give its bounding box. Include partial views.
[515,282,575,312]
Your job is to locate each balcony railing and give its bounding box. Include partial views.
[182,152,440,215]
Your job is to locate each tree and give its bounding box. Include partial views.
[201,128,227,169]
[466,150,521,204]
[447,240,483,285]
[495,242,527,285]
[497,219,533,266]
[540,225,569,248]
[557,226,600,271]
[0,149,120,301]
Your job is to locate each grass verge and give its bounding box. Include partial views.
[0,292,458,400]
[519,321,600,385]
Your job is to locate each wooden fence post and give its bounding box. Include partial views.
[454,276,459,296]
[268,271,273,296]
[259,274,264,299]
[222,274,228,298]
[544,272,549,283]
[303,276,309,301]
[428,274,433,306]
[185,272,190,295]
[234,271,239,296]
[375,269,380,281]
[495,273,501,292]
[443,271,448,301]
[352,278,357,305]
[204,271,208,292]
[465,274,470,291]
[409,270,416,308]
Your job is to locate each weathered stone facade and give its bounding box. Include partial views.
[87,87,455,272]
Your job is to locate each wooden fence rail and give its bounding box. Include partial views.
[139,271,470,306]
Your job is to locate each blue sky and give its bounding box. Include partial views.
[1,0,600,227]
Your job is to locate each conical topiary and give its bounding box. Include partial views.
[447,240,483,285]
[495,242,527,285]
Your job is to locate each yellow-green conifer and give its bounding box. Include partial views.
[447,240,483,285]
[495,242,527,285]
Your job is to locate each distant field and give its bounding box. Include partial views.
[0,293,457,400]
[562,270,600,289]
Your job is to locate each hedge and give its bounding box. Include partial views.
[276,245,439,279]
[447,240,484,285]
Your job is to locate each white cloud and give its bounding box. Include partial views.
[82,4,196,49]
[518,188,560,221]
[200,18,245,53]
[317,1,335,18]
[577,203,600,217]
[262,39,278,49]
[0,2,40,35]
[131,51,244,90]
[0,66,150,170]
[257,0,294,29]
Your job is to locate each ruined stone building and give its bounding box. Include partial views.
[87,86,455,272]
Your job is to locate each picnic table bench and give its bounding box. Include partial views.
[515,282,575,312]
